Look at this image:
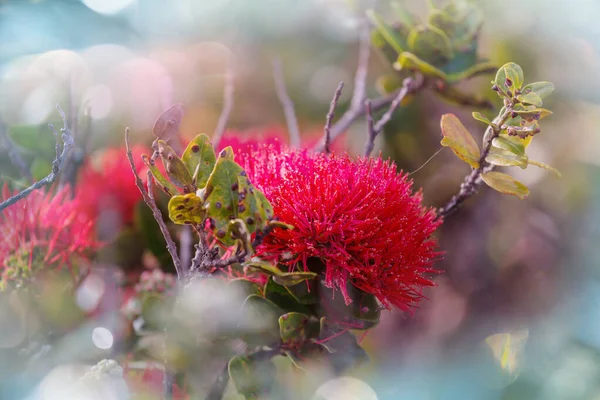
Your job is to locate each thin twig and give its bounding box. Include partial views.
[436,106,514,219]
[272,58,301,148]
[213,59,235,149]
[363,75,424,157]
[125,128,183,278]
[0,105,74,212]
[313,26,371,152]
[206,363,230,400]
[0,117,32,182]
[323,82,345,154]
[364,100,376,157]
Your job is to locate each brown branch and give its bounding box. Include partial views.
[272,58,301,148]
[0,117,32,181]
[313,26,371,152]
[213,60,235,149]
[363,75,424,157]
[436,106,514,220]
[323,82,345,154]
[125,128,183,278]
[0,105,74,212]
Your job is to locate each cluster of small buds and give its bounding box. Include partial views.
[134,268,176,295]
[82,359,124,380]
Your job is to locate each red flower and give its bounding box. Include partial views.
[77,146,149,235]
[0,186,97,287]
[239,146,442,312]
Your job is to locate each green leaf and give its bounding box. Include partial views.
[485,151,528,169]
[228,354,276,400]
[168,193,204,225]
[366,10,405,55]
[528,160,562,177]
[391,2,418,31]
[513,108,553,121]
[279,312,320,345]
[285,280,318,305]
[264,278,312,315]
[428,9,459,38]
[142,154,179,197]
[203,147,245,245]
[157,140,194,191]
[481,171,529,199]
[491,137,525,156]
[407,25,453,65]
[152,103,184,141]
[472,112,491,125]
[273,271,318,287]
[517,92,543,107]
[375,73,404,95]
[440,113,481,168]
[241,294,282,346]
[180,133,216,188]
[395,52,448,80]
[245,259,284,276]
[521,81,554,99]
[494,62,524,91]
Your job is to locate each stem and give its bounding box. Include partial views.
[272,58,301,148]
[436,106,514,219]
[213,59,235,149]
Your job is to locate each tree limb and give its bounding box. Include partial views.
[323,82,345,154]
[213,60,235,149]
[0,105,74,212]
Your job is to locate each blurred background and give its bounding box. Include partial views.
[0,0,599,399]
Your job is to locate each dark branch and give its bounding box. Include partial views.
[0,117,32,182]
[0,105,74,212]
[213,60,235,149]
[323,82,345,154]
[125,128,183,278]
[272,58,301,148]
[436,106,514,219]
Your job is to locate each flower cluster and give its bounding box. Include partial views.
[77,145,150,233]
[239,145,442,311]
[0,186,97,288]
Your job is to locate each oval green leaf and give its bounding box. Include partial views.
[481,171,529,199]
[181,133,216,188]
[517,92,543,107]
[407,24,453,65]
[522,81,554,99]
[472,111,491,125]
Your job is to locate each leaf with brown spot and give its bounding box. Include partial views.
[181,134,216,188]
[157,140,194,192]
[168,193,205,225]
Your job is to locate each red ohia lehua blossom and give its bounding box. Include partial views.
[239,145,442,312]
[77,145,150,238]
[0,186,97,287]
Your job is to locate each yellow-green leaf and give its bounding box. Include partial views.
[395,52,448,80]
[491,137,525,156]
[244,259,284,276]
[273,272,318,287]
[446,61,497,84]
[366,10,405,55]
[495,62,524,91]
[486,150,528,169]
[472,111,491,125]
[528,160,562,177]
[440,113,481,168]
[142,154,179,196]
[484,330,529,388]
[481,171,529,199]
[181,133,216,188]
[517,92,543,107]
[521,81,554,99]
[168,193,204,225]
[157,140,194,191]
